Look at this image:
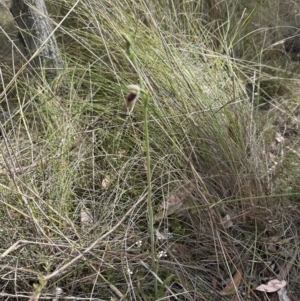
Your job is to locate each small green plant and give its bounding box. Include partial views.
[123,33,157,295]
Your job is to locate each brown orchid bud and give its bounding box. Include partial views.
[125,84,140,108]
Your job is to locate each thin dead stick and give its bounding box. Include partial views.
[0,240,71,260]
[0,240,29,259]
[44,193,146,281]
[0,196,30,219]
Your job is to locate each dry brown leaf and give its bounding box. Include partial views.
[160,193,184,210]
[102,175,111,189]
[265,236,297,253]
[168,243,192,260]
[275,132,285,143]
[154,188,189,221]
[154,211,166,221]
[221,214,233,228]
[268,152,276,162]
[81,209,93,229]
[255,279,287,293]
[212,278,218,289]
[219,267,243,296]
[275,236,297,245]
[155,229,169,240]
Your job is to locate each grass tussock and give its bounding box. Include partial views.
[0,0,300,300]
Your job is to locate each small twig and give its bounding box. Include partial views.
[0,240,29,259]
[0,240,73,260]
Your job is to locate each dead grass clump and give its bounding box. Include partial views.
[0,0,300,300]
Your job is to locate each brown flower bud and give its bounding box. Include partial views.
[125,84,140,108]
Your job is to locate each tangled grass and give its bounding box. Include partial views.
[0,0,300,300]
